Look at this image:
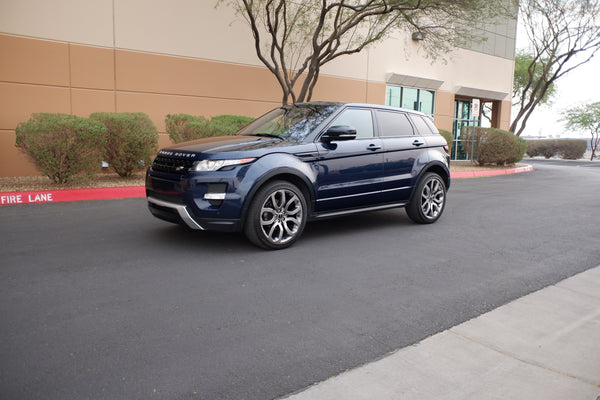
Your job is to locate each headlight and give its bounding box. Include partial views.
[192,158,256,172]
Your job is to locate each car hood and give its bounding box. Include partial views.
[161,135,303,157]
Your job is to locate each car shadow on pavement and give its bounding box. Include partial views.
[301,209,413,240]
[144,209,414,251]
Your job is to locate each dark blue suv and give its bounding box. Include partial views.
[146,102,450,249]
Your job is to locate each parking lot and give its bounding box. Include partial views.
[1,159,599,399]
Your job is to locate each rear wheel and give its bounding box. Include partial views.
[244,181,307,250]
[406,172,446,224]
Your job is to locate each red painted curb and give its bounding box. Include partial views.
[0,165,533,206]
[450,164,533,179]
[0,186,145,206]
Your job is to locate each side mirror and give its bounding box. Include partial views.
[321,125,357,143]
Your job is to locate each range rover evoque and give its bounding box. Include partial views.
[146,102,450,249]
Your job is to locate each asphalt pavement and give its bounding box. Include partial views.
[283,159,600,400]
[1,158,599,399]
[283,264,600,400]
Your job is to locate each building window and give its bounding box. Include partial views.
[452,99,482,161]
[385,85,435,115]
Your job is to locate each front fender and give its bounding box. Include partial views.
[238,153,319,224]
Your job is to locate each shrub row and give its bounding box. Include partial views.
[526,139,587,160]
[16,114,109,184]
[16,113,159,183]
[90,113,158,177]
[15,112,255,184]
[461,127,527,166]
[165,114,254,143]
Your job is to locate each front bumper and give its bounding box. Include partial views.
[145,164,250,232]
[147,196,205,230]
[147,196,242,232]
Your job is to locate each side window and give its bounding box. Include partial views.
[409,115,434,135]
[376,111,414,137]
[330,109,373,139]
[422,117,439,134]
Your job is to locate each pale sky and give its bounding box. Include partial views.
[516,56,600,138]
[513,21,600,139]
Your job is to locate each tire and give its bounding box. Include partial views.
[244,180,307,250]
[406,172,447,224]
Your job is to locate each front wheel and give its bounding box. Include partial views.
[244,181,307,250]
[406,172,447,224]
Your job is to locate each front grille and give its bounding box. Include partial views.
[151,156,196,174]
[147,190,185,205]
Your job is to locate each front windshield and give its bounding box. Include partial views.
[238,104,340,142]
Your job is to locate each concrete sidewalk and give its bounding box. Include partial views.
[283,266,600,400]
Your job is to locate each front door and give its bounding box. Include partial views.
[314,108,384,212]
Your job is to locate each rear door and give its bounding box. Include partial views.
[314,108,384,212]
[376,110,425,203]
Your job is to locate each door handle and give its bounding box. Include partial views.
[367,144,381,151]
[412,139,425,147]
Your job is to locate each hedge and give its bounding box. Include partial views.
[15,113,107,183]
[526,139,587,160]
[165,114,254,143]
[90,112,159,177]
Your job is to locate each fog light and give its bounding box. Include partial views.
[204,183,227,206]
[204,193,226,200]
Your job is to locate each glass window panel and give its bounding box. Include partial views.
[422,116,438,134]
[420,90,435,115]
[331,109,373,138]
[385,86,401,108]
[385,85,436,115]
[410,115,434,135]
[376,111,414,137]
[402,87,419,111]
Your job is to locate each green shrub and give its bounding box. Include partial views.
[460,126,485,160]
[558,140,587,160]
[209,115,254,135]
[478,129,527,166]
[165,114,208,143]
[438,129,453,157]
[462,127,526,166]
[525,140,543,157]
[537,140,557,159]
[15,113,107,184]
[90,112,158,177]
[526,139,587,160]
[165,114,254,143]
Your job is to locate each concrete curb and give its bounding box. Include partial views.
[0,165,534,206]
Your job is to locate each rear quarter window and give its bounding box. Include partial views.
[409,115,438,135]
[376,111,414,137]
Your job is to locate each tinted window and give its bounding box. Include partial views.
[330,109,373,138]
[376,111,414,137]
[422,116,439,134]
[409,115,434,135]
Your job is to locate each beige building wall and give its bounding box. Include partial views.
[0,0,514,178]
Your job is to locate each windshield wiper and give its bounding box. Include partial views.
[246,133,285,140]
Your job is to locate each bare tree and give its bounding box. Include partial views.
[511,0,600,136]
[220,0,512,105]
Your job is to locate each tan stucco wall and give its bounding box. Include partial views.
[0,0,515,177]
[0,34,388,177]
[433,91,456,132]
